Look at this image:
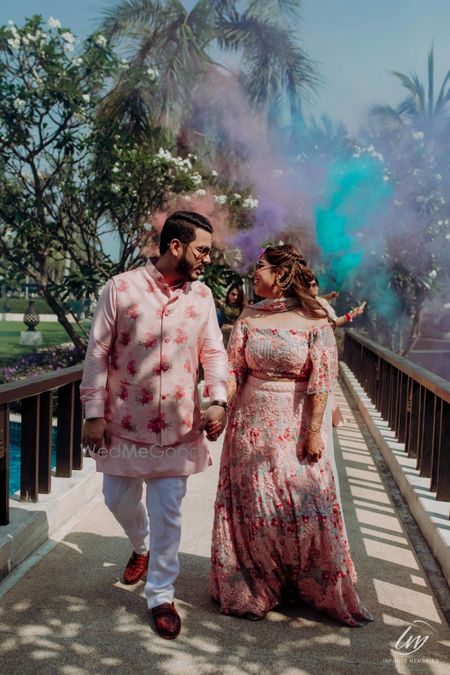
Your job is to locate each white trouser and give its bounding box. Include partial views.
[103,474,188,608]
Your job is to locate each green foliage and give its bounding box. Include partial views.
[0,17,213,351]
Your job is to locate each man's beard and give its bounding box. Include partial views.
[175,253,198,281]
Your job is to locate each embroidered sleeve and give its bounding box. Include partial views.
[80,280,118,418]
[227,318,248,406]
[306,324,338,395]
[200,292,228,401]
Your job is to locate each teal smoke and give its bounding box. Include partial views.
[316,156,392,288]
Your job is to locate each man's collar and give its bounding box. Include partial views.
[145,257,188,292]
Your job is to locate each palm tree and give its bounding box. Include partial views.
[100,0,319,143]
[370,47,450,139]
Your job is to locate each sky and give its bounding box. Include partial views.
[2,0,450,133]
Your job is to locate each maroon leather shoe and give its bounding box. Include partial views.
[151,602,181,640]
[123,551,149,585]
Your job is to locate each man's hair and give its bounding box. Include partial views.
[159,211,213,255]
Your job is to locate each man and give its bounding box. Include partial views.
[80,211,228,640]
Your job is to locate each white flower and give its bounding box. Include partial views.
[210,170,218,177]
[143,222,152,231]
[214,195,227,205]
[146,67,158,81]
[48,17,61,29]
[184,195,192,202]
[383,175,390,182]
[61,31,75,51]
[429,269,437,279]
[111,184,120,194]
[112,166,120,174]
[119,61,129,70]
[242,197,259,209]
[94,34,107,48]
[156,148,174,161]
[195,189,206,197]
[72,57,82,66]
[233,193,242,200]
[81,94,91,104]
[190,173,202,186]
[7,38,21,50]
[13,98,26,112]
[435,173,442,181]
[413,131,424,141]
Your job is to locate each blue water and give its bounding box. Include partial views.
[9,422,57,495]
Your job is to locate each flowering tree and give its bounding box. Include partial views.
[0,17,214,352]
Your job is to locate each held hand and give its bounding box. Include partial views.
[81,418,109,455]
[199,405,227,441]
[300,430,324,464]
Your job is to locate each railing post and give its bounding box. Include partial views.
[39,391,53,494]
[56,383,74,478]
[419,391,435,479]
[436,403,450,502]
[72,381,83,471]
[0,403,10,525]
[21,395,40,501]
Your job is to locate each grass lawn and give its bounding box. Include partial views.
[0,321,87,360]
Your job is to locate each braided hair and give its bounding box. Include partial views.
[263,244,328,320]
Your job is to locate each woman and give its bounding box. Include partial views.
[309,275,366,327]
[210,244,372,627]
[310,274,366,427]
[216,283,245,328]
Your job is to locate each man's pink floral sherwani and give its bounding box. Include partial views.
[80,260,228,477]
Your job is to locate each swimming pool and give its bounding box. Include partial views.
[9,421,56,495]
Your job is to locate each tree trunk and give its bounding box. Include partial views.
[40,288,86,355]
[401,287,425,357]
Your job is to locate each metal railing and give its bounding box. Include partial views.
[0,365,84,525]
[343,331,450,512]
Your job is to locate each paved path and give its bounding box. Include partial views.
[0,383,449,674]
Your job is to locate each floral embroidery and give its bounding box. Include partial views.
[126,359,138,376]
[174,385,185,400]
[137,388,153,405]
[153,358,170,375]
[118,385,128,400]
[145,280,155,293]
[126,304,141,320]
[119,331,131,346]
[121,415,136,432]
[142,333,159,350]
[175,328,187,344]
[148,414,170,432]
[184,305,199,320]
[184,360,192,373]
[117,279,129,293]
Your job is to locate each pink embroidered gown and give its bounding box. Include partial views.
[210,311,372,627]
